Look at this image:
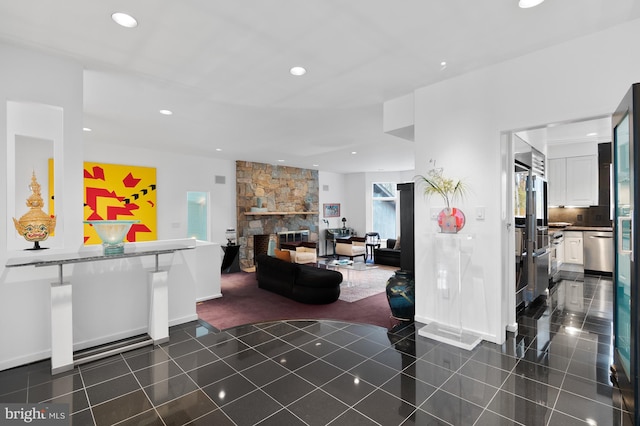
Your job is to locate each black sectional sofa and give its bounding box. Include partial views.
[374,238,401,267]
[255,254,343,304]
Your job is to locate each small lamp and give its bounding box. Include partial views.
[341,217,347,230]
[225,228,237,246]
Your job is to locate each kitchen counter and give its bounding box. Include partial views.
[548,221,613,233]
[565,226,613,232]
[549,225,612,233]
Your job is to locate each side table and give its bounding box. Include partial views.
[365,242,380,262]
[221,244,241,273]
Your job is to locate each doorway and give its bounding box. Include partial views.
[501,115,613,334]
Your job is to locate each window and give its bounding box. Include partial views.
[187,192,209,241]
[372,182,398,239]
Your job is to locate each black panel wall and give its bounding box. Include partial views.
[397,182,415,272]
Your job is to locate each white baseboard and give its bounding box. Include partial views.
[170,314,199,327]
[196,293,222,303]
[0,350,51,372]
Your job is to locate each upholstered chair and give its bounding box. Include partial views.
[335,237,366,261]
[293,241,318,264]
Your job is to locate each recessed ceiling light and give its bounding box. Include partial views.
[111,12,138,28]
[351,151,357,155]
[290,66,306,76]
[440,61,447,67]
[215,148,222,152]
[518,0,544,8]
[586,132,598,137]
[312,164,319,167]
[159,109,173,115]
[278,159,285,162]
[83,127,92,132]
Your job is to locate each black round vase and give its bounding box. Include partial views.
[386,270,415,321]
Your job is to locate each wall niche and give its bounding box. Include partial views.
[235,161,319,269]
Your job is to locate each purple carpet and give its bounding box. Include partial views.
[197,271,396,330]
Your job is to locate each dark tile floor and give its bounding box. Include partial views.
[0,269,630,425]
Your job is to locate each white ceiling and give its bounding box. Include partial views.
[516,115,612,150]
[1,1,638,173]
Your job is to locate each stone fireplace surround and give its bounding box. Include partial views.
[236,161,319,269]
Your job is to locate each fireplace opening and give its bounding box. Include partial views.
[253,234,271,263]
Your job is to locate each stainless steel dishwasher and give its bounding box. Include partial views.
[583,231,614,273]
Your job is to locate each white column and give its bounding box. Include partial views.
[50,281,73,374]
[148,270,169,344]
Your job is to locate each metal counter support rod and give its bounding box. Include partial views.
[58,264,64,286]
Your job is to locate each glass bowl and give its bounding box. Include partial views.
[84,220,139,255]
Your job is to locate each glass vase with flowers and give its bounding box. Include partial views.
[415,168,469,233]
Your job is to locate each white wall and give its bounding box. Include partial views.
[344,173,367,235]
[83,143,236,246]
[1,44,84,254]
[413,18,640,344]
[318,171,346,255]
[1,43,84,370]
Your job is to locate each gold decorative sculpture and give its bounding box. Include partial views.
[13,171,56,250]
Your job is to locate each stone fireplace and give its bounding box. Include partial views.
[236,161,319,269]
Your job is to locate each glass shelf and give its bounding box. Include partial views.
[6,240,195,269]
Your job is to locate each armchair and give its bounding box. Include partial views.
[291,241,318,264]
[335,237,366,262]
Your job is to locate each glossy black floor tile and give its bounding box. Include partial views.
[155,389,218,425]
[133,359,183,387]
[354,388,416,425]
[201,373,261,406]
[221,389,281,425]
[323,372,377,406]
[287,389,349,426]
[144,373,200,406]
[420,388,485,425]
[91,389,153,426]
[85,373,140,406]
[27,372,84,403]
[0,270,624,425]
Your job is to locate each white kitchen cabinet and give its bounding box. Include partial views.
[556,238,565,265]
[547,155,598,207]
[564,231,583,265]
[548,158,567,206]
[565,156,598,206]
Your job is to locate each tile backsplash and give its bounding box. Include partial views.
[549,206,612,227]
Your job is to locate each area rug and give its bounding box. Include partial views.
[197,268,397,330]
[338,266,396,302]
